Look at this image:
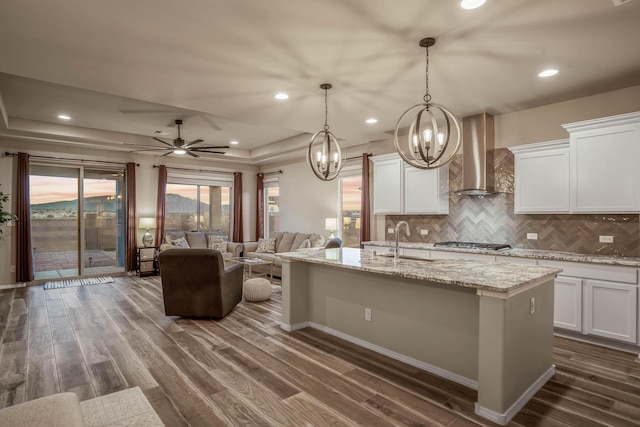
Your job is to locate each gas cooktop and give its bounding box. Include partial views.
[434,242,512,251]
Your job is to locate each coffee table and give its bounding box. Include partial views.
[228,257,274,282]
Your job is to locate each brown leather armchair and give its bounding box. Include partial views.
[158,248,243,318]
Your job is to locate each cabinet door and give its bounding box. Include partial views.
[514,148,570,213]
[553,276,583,332]
[404,166,448,214]
[584,280,637,344]
[373,157,403,214]
[570,122,640,213]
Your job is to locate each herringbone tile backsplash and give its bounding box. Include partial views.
[386,148,640,257]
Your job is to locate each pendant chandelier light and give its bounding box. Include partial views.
[394,37,461,170]
[307,83,344,181]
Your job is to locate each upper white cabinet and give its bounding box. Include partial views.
[372,153,448,215]
[509,140,570,214]
[372,154,403,214]
[510,111,640,214]
[563,112,640,213]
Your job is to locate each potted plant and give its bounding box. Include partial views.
[0,188,18,234]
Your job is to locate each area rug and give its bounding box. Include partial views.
[80,386,163,426]
[43,276,114,290]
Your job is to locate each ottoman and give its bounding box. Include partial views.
[243,278,272,302]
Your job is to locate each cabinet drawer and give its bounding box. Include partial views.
[538,260,638,284]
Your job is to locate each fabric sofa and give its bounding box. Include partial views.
[243,231,341,277]
[160,231,243,259]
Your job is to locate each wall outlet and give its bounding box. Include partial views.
[10,265,15,273]
[420,229,429,236]
[365,308,372,321]
[530,297,535,315]
[527,233,538,240]
[599,235,614,243]
[387,228,394,234]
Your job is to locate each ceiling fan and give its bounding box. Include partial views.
[128,119,228,157]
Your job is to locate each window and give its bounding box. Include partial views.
[264,178,279,238]
[165,175,233,239]
[339,173,362,248]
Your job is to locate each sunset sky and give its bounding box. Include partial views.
[29,176,117,205]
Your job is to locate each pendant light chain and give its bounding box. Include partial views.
[323,86,329,131]
[424,44,431,104]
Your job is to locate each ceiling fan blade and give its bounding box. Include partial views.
[185,150,200,158]
[162,151,172,157]
[153,137,175,147]
[128,147,172,152]
[191,149,227,155]
[183,139,204,148]
[190,145,230,150]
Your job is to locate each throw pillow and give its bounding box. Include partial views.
[256,237,276,253]
[171,236,190,248]
[298,239,311,249]
[311,235,327,248]
[207,235,228,252]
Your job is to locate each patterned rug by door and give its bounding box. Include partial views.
[43,276,114,290]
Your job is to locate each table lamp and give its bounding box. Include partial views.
[139,217,157,247]
[324,217,338,239]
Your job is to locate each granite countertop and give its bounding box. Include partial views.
[280,248,561,293]
[363,241,640,267]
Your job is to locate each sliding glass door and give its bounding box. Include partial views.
[30,164,126,280]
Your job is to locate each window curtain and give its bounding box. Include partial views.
[255,173,264,241]
[16,152,33,283]
[155,165,167,245]
[125,162,137,272]
[232,172,243,242]
[360,153,371,247]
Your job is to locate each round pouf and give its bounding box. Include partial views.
[243,278,272,302]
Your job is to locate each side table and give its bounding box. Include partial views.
[136,246,159,277]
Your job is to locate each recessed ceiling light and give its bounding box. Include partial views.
[274,93,289,100]
[365,118,378,124]
[230,140,239,145]
[460,0,486,10]
[58,114,71,120]
[538,69,559,78]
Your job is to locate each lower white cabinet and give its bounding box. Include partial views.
[553,276,583,332]
[584,280,638,344]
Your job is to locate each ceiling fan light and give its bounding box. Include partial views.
[460,0,486,9]
[173,148,186,155]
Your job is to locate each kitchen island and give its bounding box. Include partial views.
[280,248,562,425]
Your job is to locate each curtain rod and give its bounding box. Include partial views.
[153,165,235,175]
[4,152,137,166]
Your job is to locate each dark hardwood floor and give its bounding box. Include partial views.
[0,276,639,426]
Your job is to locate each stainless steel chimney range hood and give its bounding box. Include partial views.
[455,112,498,196]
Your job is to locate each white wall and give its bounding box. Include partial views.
[274,160,340,237]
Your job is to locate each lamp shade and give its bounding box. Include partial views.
[324,218,338,231]
[138,217,157,229]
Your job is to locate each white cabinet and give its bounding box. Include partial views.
[404,166,449,214]
[553,276,583,332]
[509,140,570,214]
[584,280,637,343]
[372,155,403,214]
[372,153,448,215]
[563,111,640,213]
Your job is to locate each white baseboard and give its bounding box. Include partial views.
[280,321,311,332]
[474,365,555,425]
[306,322,478,389]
